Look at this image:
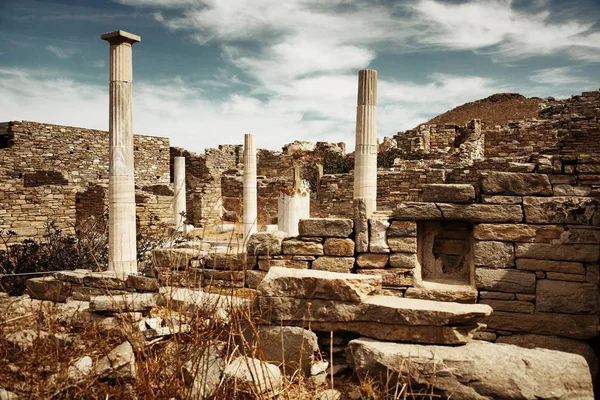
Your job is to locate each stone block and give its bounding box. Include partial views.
[205,250,250,270]
[282,239,324,256]
[323,238,354,256]
[437,204,523,222]
[26,276,71,302]
[404,285,477,304]
[312,256,354,273]
[586,264,599,283]
[387,237,417,253]
[473,223,563,243]
[356,253,388,269]
[421,184,475,203]
[54,269,90,285]
[203,269,245,282]
[516,258,585,274]
[553,185,591,196]
[347,338,593,400]
[83,271,127,290]
[223,357,282,397]
[246,231,285,256]
[298,218,353,238]
[545,272,586,281]
[392,202,441,220]
[480,299,535,313]
[536,280,598,314]
[523,196,600,225]
[257,267,381,302]
[95,341,136,380]
[126,274,160,292]
[482,172,552,196]
[152,248,204,269]
[353,199,369,253]
[258,259,309,271]
[357,268,414,287]
[475,268,535,293]
[481,195,522,204]
[245,270,267,289]
[515,243,599,263]
[479,291,515,300]
[389,252,417,269]
[369,218,390,253]
[387,221,417,237]
[473,241,514,268]
[90,293,161,313]
[488,311,598,339]
[515,293,535,302]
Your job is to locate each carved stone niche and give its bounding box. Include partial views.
[418,221,474,285]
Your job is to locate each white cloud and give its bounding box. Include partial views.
[45,45,77,59]
[529,66,586,85]
[0,68,503,152]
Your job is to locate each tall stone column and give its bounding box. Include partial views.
[353,69,378,217]
[101,30,140,276]
[173,156,186,231]
[243,133,257,241]
[277,166,310,237]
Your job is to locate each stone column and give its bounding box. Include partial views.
[173,156,186,232]
[101,30,141,276]
[243,133,257,241]
[353,69,378,217]
[278,166,310,237]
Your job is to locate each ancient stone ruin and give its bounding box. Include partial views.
[0,29,599,399]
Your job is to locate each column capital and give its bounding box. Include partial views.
[101,30,141,45]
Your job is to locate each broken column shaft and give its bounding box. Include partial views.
[101,30,141,276]
[173,156,186,231]
[353,69,378,218]
[243,133,258,241]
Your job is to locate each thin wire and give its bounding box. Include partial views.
[0,271,62,277]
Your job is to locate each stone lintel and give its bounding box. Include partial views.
[101,30,141,44]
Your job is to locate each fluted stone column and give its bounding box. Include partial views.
[353,69,378,217]
[101,30,140,276]
[278,166,310,237]
[243,134,257,241]
[173,156,186,232]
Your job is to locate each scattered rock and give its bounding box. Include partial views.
[310,360,329,376]
[223,356,282,396]
[68,356,93,380]
[183,344,224,399]
[0,388,19,400]
[317,389,341,400]
[246,231,286,256]
[95,341,136,380]
[89,293,161,313]
[26,276,71,302]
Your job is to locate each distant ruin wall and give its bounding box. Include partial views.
[0,121,172,244]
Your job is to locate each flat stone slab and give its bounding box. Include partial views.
[422,184,475,203]
[257,294,492,327]
[90,293,162,313]
[257,267,382,302]
[82,271,127,290]
[152,248,206,269]
[298,218,353,237]
[54,269,91,285]
[26,276,71,302]
[347,338,594,400]
[482,171,552,196]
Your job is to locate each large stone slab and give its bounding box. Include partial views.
[392,202,441,220]
[95,341,136,380]
[536,280,598,314]
[516,258,585,274]
[422,184,475,203]
[205,249,249,270]
[480,299,535,313]
[246,231,285,256]
[90,293,161,313]
[524,196,600,225]
[475,268,535,293]
[473,241,514,268]
[26,276,71,302]
[311,256,354,273]
[515,243,599,262]
[347,338,594,400]
[54,269,90,285]
[159,287,251,323]
[482,171,552,196]
[357,268,414,287]
[282,239,324,255]
[473,223,564,243]
[257,267,381,302]
[437,204,523,222]
[257,295,492,327]
[152,248,204,269]
[405,284,478,304]
[298,218,353,238]
[82,271,127,290]
[488,311,598,339]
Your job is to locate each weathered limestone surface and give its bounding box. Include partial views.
[481,195,522,204]
[422,184,475,203]
[387,221,417,237]
[488,311,599,339]
[152,248,204,268]
[298,218,353,237]
[82,271,127,290]
[535,280,598,314]
[90,293,161,312]
[353,199,369,253]
[224,356,282,396]
[173,156,186,231]
[243,134,258,241]
[102,30,141,276]
[323,238,354,256]
[356,253,388,269]
[245,270,267,289]
[282,239,324,255]
[473,241,514,268]
[26,277,71,302]
[369,218,390,253]
[347,338,594,400]
[183,344,224,399]
[387,237,417,253]
[126,274,160,292]
[357,268,414,287]
[388,252,417,269]
[516,258,585,274]
[473,223,563,242]
[392,202,441,220]
[480,299,535,313]
[437,204,523,222]
[353,69,378,217]
[523,196,600,225]
[515,243,599,262]
[475,268,535,293]
[95,341,136,380]
[246,231,285,256]
[312,256,354,273]
[482,172,552,196]
[258,259,308,271]
[257,267,381,302]
[405,285,478,304]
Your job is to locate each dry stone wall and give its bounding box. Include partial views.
[0,121,172,245]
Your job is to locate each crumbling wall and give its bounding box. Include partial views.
[0,121,172,244]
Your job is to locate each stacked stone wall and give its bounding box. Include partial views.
[0,121,172,244]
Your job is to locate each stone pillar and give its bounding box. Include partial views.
[243,133,257,241]
[173,156,186,231]
[278,166,310,237]
[353,69,378,217]
[101,30,141,276]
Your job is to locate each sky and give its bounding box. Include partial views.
[0,0,599,153]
